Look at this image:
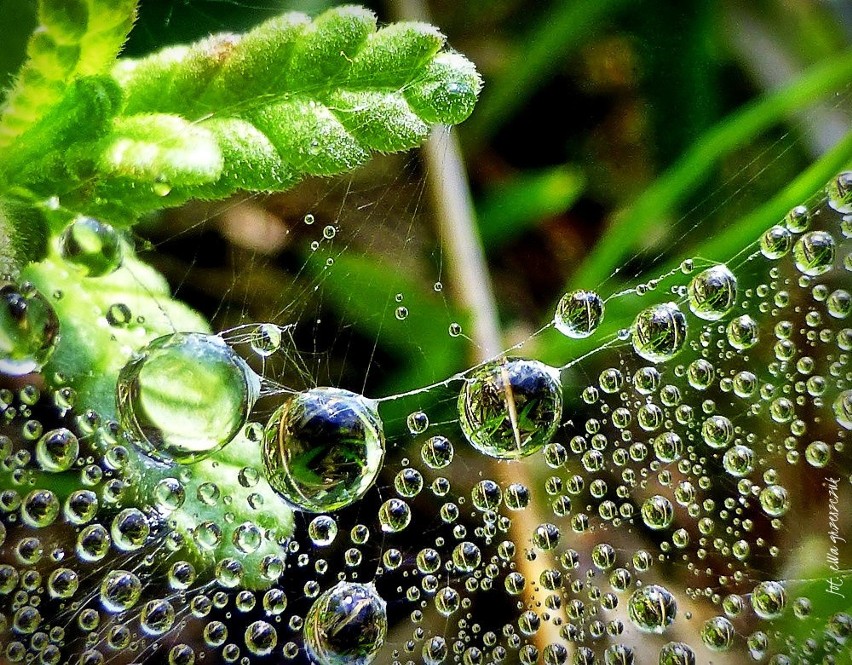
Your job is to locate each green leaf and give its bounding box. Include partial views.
[0,0,138,150]
[22,244,294,589]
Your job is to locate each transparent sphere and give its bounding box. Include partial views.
[117,332,259,463]
[632,303,687,363]
[0,283,59,376]
[458,358,562,460]
[554,290,604,338]
[304,582,387,665]
[628,584,676,633]
[262,387,385,512]
[59,216,123,277]
[687,264,737,321]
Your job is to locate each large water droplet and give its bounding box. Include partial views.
[687,264,737,321]
[35,428,78,472]
[554,290,604,338]
[827,171,852,213]
[59,216,123,277]
[632,303,687,363]
[628,584,676,633]
[458,358,562,460]
[262,387,385,512]
[793,230,835,276]
[0,284,59,376]
[117,332,259,464]
[304,582,387,665]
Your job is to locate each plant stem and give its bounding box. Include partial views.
[390,0,571,654]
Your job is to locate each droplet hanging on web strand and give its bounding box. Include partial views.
[631,302,687,363]
[0,283,60,376]
[458,357,562,460]
[58,216,123,277]
[262,387,385,512]
[553,289,604,338]
[116,332,260,464]
[249,323,283,357]
[687,264,737,321]
[304,582,387,665]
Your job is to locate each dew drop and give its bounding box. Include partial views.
[632,303,687,363]
[378,498,411,533]
[304,582,387,665]
[250,323,282,357]
[760,225,792,259]
[458,358,562,460]
[833,389,851,429]
[117,332,260,463]
[726,314,760,350]
[0,284,60,376]
[262,387,385,512]
[554,290,604,338]
[35,428,78,472]
[59,216,123,277]
[827,170,852,213]
[309,515,338,546]
[106,303,132,327]
[793,231,835,276]
[628,584,676,633]
[687,264,737,321]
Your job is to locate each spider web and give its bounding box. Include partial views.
[1,1,851,664]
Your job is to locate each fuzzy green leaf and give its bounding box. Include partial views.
[0,0,138,150]
[58,5,480,219]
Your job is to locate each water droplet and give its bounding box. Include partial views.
[59,217,123,277]
[395,306,409,320]
[106,303,132,327]
[628,584,676,633]
[458,358,562,460]
[308,515,338,546]
[833,389,851,429]
[722,445,754,477]
[687,264,737,321]
[0,284,59,375]
[554,290,604,338]
[760,225,792,259]
[641,495,674,530]
[750,581,786,619]
[632,303,687,363]
[304,582,387,665]
[140,599,176,635]
[245,620,277,656]
[117,332,260,464]
[250,323,283,357]
[406,410,428,434]
[793,230,835,276]
[323,225,336,239]
[701,616,734,651]
[421,436,453,468]
[658,642,695,665]
[110,508,150,551]
[100,570,142,612]
[378,498,411,532]
[262,387,385,512]
[727,314,759,350]
[35,428,78,472]
[304,214,315,225]
[21,489,59,528]
[827,171,852,213]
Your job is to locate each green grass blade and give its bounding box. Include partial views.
[568,50,852,293]
[477,166,585,249]
[466,0,629,148]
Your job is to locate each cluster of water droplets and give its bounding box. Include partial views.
[0,175,850,664]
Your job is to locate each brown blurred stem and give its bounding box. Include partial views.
[389,0,570,655]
